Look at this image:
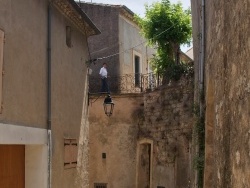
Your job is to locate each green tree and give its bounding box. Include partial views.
[135,0,192,79]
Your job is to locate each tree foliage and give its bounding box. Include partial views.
[135,0,192,77]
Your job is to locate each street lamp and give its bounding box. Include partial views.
[103,95,114,117]
[86,58,114,116]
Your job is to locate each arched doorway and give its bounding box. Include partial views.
[136,139,153,188]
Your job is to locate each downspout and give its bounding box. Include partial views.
[197,0,205,187]
[47,2,52,188]
[200,0,205,186]
[200,0,205,96]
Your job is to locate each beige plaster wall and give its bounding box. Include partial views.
[0,0,48,128]
[89,94,144,188]
[0,1,90,187]
[50,6,90,188]
[119,15,155,75]
[25,145,48,188]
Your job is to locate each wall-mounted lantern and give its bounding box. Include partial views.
[103,95,114,117]
[86,58,114,117]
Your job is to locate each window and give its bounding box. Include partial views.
[102,153,106,159]
[64,139,78,169]
[0,30,4,113]
[66,26,72,48]
[134,55,140,87]
[94,183,107,188]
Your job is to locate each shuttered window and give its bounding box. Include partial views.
[64,139,78,169]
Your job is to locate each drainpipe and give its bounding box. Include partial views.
[200,0,205,96]
[47,2,52,188]
[200,1,205,187]
[197,0,205,187]
[195,0,205,187]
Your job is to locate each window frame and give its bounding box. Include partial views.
[132,50,142,87]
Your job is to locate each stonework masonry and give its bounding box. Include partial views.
[192,0,250,187]
[88,76,194,188]
[138,77,194,188]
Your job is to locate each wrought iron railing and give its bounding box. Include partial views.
[89,73,163,94]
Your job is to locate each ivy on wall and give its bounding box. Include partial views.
[193,98,205,188]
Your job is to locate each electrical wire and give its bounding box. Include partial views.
[92,24,176,62]
[77,2,177,64]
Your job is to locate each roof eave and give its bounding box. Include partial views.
[52,0,101,36]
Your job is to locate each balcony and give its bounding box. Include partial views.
[89,73,163,94]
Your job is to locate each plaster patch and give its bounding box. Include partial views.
[246,83,250,93]
[232,63,237,77]
[215,101,224,127]
[248,137,250,157]
[236,150,240,165]
[217,169,221,180]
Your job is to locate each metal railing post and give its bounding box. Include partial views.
[140,73,143,92]
[89,72,164,94]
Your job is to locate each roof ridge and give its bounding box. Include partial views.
[79,1,123,7]
[79,1,134,15]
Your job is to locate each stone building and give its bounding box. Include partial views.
[0,0,100,187]
[67,2,195,188]
[88,75,194,188]
[138,77,194,188]
[83,3,195,187]
[191,0,250,187]
[79,2,155,79]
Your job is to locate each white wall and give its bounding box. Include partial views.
[0,123,48,188]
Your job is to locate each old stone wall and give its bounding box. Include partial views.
[138,77,194,188]
[192,0,250,187]
[88,76,194,188]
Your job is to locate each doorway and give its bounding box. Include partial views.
[0,145,25,188]
[134,55,141,87]
[136,139,153,188]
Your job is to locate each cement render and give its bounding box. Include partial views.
[88,95,143,188]
[0,1,91,187]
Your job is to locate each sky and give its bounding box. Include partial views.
[81,0,192,52]
[82,0,191,16]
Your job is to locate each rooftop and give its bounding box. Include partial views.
[52,0,101,36]
[78,1,136,23]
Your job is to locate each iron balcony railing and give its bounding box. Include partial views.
[89,73,163,94]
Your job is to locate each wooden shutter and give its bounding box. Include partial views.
[64,139,78,169]
[0,145,25,188]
